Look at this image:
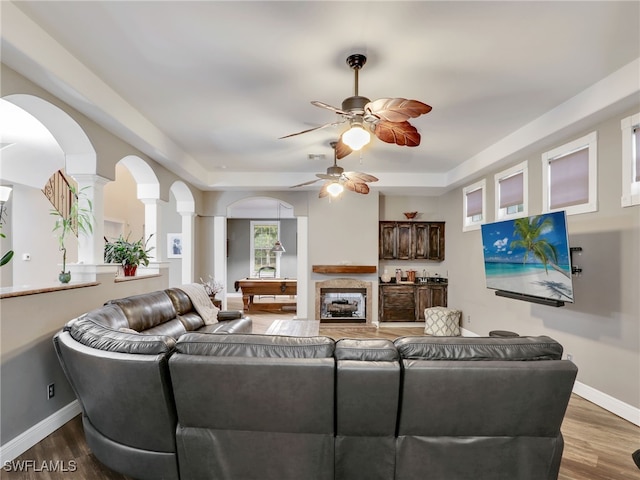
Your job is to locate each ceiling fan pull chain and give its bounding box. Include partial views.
[359,150,363,165]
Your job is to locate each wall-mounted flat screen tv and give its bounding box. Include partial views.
[481,211,574,306]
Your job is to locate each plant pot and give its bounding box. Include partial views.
[123,265,137,277]
[59,271,71,284]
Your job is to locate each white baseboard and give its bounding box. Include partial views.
[0,401,81,464]
[456,328,640,426]
[572,380,640,426]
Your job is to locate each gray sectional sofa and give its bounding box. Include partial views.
[54,289,577,480]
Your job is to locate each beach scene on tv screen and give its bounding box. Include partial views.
[481,211,574,303]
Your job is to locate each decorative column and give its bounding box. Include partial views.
[71,174,109,266]
[179,210,195,284]
[140,198,160,262]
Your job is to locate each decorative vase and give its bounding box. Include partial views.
[59,271,71,284]
[123,265,137,277]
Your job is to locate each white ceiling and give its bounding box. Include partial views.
[2,1,639,196]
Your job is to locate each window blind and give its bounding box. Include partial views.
[499,172,523,208]
[466,188,483,217]
[549,147,589,209]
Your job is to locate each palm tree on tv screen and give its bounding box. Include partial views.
[510,215,570,278]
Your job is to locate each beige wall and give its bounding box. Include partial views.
[440,107,640,409]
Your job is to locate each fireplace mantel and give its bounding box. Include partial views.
[312,265,377,274]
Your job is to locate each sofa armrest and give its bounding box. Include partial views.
[217,310,244,321]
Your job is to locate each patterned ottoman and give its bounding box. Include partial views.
[424,307,462,336]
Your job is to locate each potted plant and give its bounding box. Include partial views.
[51,185,93,283]
[199,275,224,304]
[104,233,154,276]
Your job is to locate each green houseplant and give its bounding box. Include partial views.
[104,233,154,276]
[51,185,94,283]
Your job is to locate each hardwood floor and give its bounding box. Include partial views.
[5,303,638,479]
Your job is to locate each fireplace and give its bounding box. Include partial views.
[315,278,373,325]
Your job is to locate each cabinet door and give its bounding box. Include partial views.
[413,223,429,259]
[396,223,413,260]
[428,222,446,261]
[416,286,430,320]
[431,285,448,308]
[416,285,448,320]
[379,222,396,259]
[380,286,415,322]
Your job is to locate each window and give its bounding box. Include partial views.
[542,131,597,215]
[463,179,486,232]
[621,112,640,207]
[495,161,528,220]
[250,221,280,276]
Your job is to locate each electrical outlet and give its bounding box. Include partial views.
[566,354,573,361]
[47,383,55,399]
[467,315,471,324]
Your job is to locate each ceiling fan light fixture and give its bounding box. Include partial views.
[327,182,344,197]
[342,122,370,151]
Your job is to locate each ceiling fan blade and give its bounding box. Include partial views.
[373,120,421,146]
[343,180,370,195]
[344,171,379,183]
[311,101,351,116]
[279,119,346,139]
[366,98,432,123]
[335,139,353,159]
[318,182,330,198]
[291,178,321,188]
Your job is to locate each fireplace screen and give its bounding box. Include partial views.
[320,288,366,323]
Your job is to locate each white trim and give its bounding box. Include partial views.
[572,380,640,427]
[542,131,598,216]
[0,401,81,464]
[621,112,640,207]
[462,179,486,232]
[494,161,528,221]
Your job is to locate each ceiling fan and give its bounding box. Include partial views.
[280,53,432,159]
[291,141,378,198]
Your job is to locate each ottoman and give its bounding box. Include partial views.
[424,307,461,336]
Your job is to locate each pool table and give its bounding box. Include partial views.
[235,278,297,312]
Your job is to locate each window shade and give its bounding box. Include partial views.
[634,127,639,182]
[499,172,523,208]
[549,147,589,209]
[466,188,483,217]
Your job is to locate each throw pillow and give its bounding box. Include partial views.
[425,307,461,336]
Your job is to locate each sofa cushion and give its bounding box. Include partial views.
[394,335,563,361]
[335,338,399,362]
[68,317,175,354]
[82,303,130,330]
[175,333,335,358]
[107,291,177,332]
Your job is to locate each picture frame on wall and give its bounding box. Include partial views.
[167,233,183,258]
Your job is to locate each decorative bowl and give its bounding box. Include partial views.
[403,211,418,220]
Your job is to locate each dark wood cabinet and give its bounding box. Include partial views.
[416,284,448,320]
[380,283,448,322]
[379,221,445,261]
[379,285,416,322]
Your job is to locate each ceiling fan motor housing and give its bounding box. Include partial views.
[327,165,344,176]
[341,95,371,114]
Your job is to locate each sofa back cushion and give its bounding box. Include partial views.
[169,333,335,480]
[175,332,335,357]
[334,339,400,480]
[53,324,178,455]
[107,290,177,332]
[164,287,205,331]
[394,335,563,361]
[68,317,175,354]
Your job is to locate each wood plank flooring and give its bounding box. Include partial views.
[4,302,638,479]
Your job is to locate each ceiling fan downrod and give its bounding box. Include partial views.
[342,54,370,113]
